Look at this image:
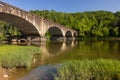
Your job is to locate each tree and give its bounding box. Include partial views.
[0,21,21,40]
[30,10,120,38]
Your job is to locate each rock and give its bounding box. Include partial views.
[3,74,9,78]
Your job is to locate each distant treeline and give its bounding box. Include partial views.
[0,10,120,40]
[30,10,120,37]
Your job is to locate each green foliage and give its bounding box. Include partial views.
[54,59,120,80]
[0,21,21,40]
[30,10,120,37]
[110,27,119,37]
[45,31,51,39]
[0,10,120,38]
[0,45,41,69]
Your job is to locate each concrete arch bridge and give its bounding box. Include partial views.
[0,1,77,41]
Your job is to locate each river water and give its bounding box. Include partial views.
[2,40,120,80]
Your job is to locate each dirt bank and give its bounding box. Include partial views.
[0,67,9,80]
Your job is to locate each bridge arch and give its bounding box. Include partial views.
[73,32,77,37]
[0,12,41,41]
[65,31,72,37]
[45,26,64,40]
[0,1,77,41]
[65,31,73,41]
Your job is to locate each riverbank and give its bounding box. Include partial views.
[0,40,120,80]
[19,59,120,80]
[77,37,120,41]
[0,67,9,80]
[0,45,42,80]
[0,45,41,68]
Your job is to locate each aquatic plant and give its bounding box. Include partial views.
[0,45,41,69]
[55,59,120,80]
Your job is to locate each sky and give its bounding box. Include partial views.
[1,0,120,13]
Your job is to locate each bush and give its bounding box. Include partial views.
[55,59,120,80]
[0,45,41,69]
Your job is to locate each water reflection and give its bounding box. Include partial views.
[19,40,120,80]
[4,40,120,62]
[43,40,120,64]
[25,41,77,55]
[46,41,77,54]
[2,40,120,80]
[3,40,120,61]
[8,41,76,80]
[76,40,120,60]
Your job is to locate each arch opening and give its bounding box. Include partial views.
[45,26,63,40]
[0,12,41,42]
[65,31,72,37]
[65,31,72,41]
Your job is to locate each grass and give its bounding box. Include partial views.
[54,59,120,80]
[0,45,41,69]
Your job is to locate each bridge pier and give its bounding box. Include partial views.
[26,35,41,42]
[58,36,66,41]
[26,35,47,42]
[26,36,76,42]
[40,36,47,42]
[72,37,76,41]
[66,37,76,41]
[53,36,76,41]
[27,36,32,42]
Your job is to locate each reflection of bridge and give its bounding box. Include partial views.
[0,1,77,41]
[30,41,77,57]
[32,41,77,66]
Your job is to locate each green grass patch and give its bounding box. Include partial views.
[0,45,41,69]
[55,59,120,80]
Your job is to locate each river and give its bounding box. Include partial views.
[1,40,120,80]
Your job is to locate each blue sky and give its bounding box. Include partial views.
[1,0,120,12]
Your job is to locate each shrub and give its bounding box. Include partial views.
[0,45,41,69]
[55,59,120,80]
